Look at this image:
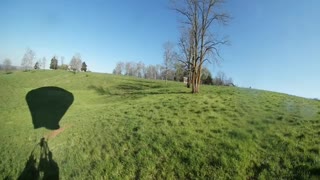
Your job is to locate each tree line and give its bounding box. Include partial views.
[48,53,87,72]
[112,60,234,86]
[113,60,186,81]
[1,48,88,73]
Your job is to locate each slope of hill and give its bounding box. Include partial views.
[0,70,319,179]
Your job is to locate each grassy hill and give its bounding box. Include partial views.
[0,70,319,179]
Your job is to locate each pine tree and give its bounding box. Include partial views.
[81,62,87,72]
[50,56,58,70]
[34,62,40,69]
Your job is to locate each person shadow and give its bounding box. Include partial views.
[19,86,73,179]
[18,138,59,180]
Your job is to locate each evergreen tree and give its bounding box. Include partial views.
[34,62,40,69]
[81,62,87,72]
[50,56,58,70]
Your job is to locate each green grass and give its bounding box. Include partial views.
[0,70,319,179]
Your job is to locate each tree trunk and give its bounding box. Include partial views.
[191,70,195,93]
[196,73,200,93]
[187,75,191,88]
[165,70,168,85]
[196,64,202,92]
[192,69,199,93]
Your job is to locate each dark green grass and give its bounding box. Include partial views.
[0,70,319,179]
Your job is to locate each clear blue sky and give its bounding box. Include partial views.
[0,0,319,98]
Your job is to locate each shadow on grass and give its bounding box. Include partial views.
[117,83,163,91]
[18,138,59,180]
[88,83,189,97]
[88,85,110,95]
[26,86,74,130]
[128,78,157,84]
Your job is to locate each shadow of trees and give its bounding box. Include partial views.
[25,87,74,130]
[88,82,189,97]
[18,138,59,180]
[88,85,111,95]
[87,78,190,97]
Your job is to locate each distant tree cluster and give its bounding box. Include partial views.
[3,48,89,73]
[199,69,234,86]
[0,58,21,72]
[113,41,189,81]
[59,64,69,70]
[212,71,234,86]
[112,60,233,86]
[113,60,187,81]
[45,53,88,73]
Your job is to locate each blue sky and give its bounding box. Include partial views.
[0,0,319,98]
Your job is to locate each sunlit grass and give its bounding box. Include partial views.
[0,70,319,179]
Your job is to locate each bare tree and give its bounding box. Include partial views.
[155,64,162,80]
[163,41,176,84]
[21,48,36,71]
[136,61,145,78]
[215,71,225,85]
[213,71,234,86]
[124,62,130,75]
[225,77,234,86]
[42,57,47,69]
[131,62,139,77]
[142,64,147,78]
[144,65,151,79]
[3,58,12,72]
[145,65,158,79]
[69,53,82,72]
[114,61,146,78]
[112,60,189,81]
[113,61,125,75]
[172,0,229,93]
[178,29,194,87]
[61,56,65,66]
[125,62,136,76]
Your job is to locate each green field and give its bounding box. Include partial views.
[0,70,319,179]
